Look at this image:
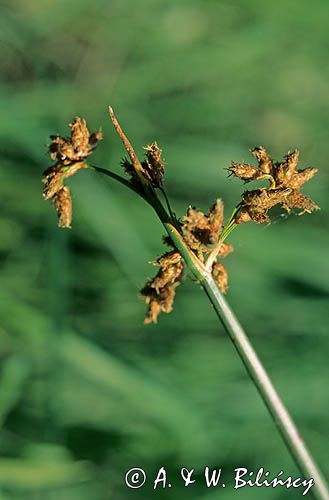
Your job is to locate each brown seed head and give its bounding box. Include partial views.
[229,162,259,181]
[281,167,318,190]
[53,186,72,228]
[150,251,184,292]
[182,207,211,251]
[218,242,233,258]
[208,199,224,240]
[142,282,180,324]
[43,117,101,227]
[251,146,273,174]
[48,117,102,165]
[70,117,90,156]
[230,147,319,224]
[48,136,75,164]
[143,142,165,187]
[283,192,319,214]
[141,250,184,324]
[234,206,270,225]
[242,188,292,210]
[212,262,229,293]
[42,166,64,200]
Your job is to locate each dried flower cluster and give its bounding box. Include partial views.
[141,199,234,323]
[121,142,165,188]
[181,201,233,289]
[42,117,102,228]
[140,251,184,324]
[229,147,319,224]
[42,113,319,325]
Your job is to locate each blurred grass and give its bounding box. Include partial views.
[0,0,328,498]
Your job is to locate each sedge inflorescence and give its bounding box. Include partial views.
[229,147,318,225]
[42,110,319,324]
[121,142,165,189]
[42,117,102,228]
[141,199,234,324]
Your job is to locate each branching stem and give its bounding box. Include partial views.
[205,222,237,270]
[90,161,329,500]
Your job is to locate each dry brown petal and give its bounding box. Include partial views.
[141,282,180,324]
[275,150,299,185]
[43,116,101,229]
[234,207,252,224]
[70,117,90,156]
[234,206,269,225]
[212,262,228,293]
[209,199,224,239]
[151,267,183,292]
[48,117,102,165]
[144,142,165,187]
[89,130,103,148]
[229,148,318,222]
[150,251,184,292]
[228,147,274,183]
[182,207,211,251]
[218,242,233,258]
[251,146,273,174]
[42,161,86,201]
[236,188,292,225]
[154,251,182,267]
[53,186,72,228]
[121,157,153,185]
[182,201,232,252]
[48,136,75,164]
[283,192,319,214]
[182,208,209,231]
[159,283,179,313]
[144,297,162,325]
[283,167,318,190]
[242,188,292,211]
[62,161,86,181]
[42,167,63,200]
[236,183,318,224]
[229,162,259,180]
[248,209,270,224]
[141,249,184,324]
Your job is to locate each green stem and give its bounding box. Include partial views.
[89,164,152,206]
[90,164,329,500]
[171,228,329,500]
[205,204,240,270]
[201,276,329,500]
[160,187,179,230]
[221,221,237,241]
[205,220,237,270]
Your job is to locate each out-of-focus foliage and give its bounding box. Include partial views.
[0,0,328,498]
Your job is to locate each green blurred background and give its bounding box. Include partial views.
[0,0,328,498]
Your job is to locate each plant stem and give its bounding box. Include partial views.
[205,220,237,270]
[170,225,329,500]
[91,164,329,500]
[165,221,329,500]
[201,277,329,500]
[89,165,153,207]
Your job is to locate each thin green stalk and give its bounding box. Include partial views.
[202,277,329,500]
[168,226,329,500]
[205,220,237,270]
[89,165,146,199]
[160,187,180,231]
[90,164,329,500]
